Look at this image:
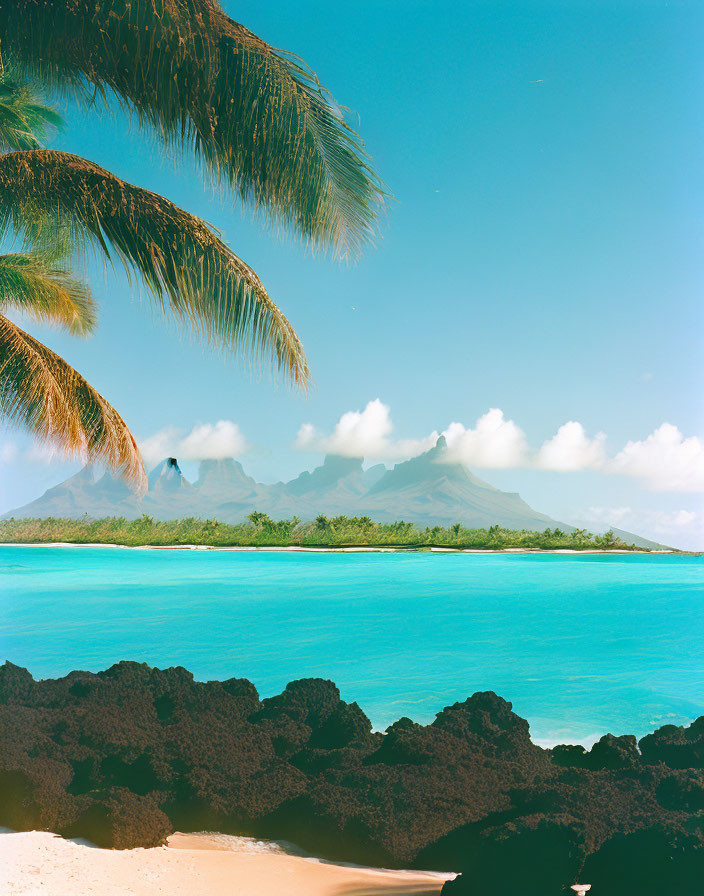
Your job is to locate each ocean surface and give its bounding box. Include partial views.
[1,546,702,745]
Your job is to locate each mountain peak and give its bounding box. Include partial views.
[148,457,187,493]
[195,458,258,497]
[322,454,363,473]
[286,454,363,497]
[368,439,495,496]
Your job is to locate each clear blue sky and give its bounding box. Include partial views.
[1,0,703,547]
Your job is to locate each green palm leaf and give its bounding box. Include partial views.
[0,313,146,490]
[0,67,63,151]
[0,252,96,336]
[0,150,309,387]
[0,0,385,257]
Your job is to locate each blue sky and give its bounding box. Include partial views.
[1,0,703,547]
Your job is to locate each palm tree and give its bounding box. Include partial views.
[0,3,384,488]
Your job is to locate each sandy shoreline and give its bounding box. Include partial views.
[0,830,454,896]
[0,541,671,554]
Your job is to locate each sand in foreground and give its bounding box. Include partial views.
[0,830,454,896]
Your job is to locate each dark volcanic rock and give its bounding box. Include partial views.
[580,827,704,896]
[440,818,588,896]
[551,733,641,771]
[1,662,702,895]
[639,717,704,769]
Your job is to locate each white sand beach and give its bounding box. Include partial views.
[0,830,454,896]
[1,541,664,553]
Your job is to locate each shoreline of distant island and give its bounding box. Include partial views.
[0,515,678,551]
[0,541,682,554]
[5,445,676,552]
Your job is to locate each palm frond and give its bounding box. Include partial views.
[0,150,309,387]
[0,313,146,490]
[0,252,96,336]
[0,0,386,257]
[0,67,63,151]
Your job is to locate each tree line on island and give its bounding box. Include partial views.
[0,514,631,550]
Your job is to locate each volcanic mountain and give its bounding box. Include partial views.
[356,436,556,529]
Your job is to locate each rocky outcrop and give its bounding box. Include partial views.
[1,662,702,893]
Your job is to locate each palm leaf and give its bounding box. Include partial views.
[0,313,146,490]
[0,0,385,257]
[0,252,96,336]
[0,150,309,386]
[0,67,63,151]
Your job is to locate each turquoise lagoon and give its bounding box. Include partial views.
[1,546,702,745]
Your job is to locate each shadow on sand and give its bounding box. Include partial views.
[332,881,447,896]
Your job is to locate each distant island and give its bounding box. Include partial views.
[2,437,668,548]
[0,514,663,550]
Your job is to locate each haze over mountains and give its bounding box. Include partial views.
[4,437,663,545]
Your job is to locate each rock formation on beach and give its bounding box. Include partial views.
[1,662,703,894]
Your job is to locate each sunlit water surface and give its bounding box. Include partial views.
[1,546,702,744]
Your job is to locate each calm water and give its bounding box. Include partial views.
[1,546,702,744]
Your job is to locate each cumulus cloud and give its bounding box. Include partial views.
[296,399,437,460]
[139,427,179,468]
[140,420,247,468]
[535,421,607,472]
[296,402,704,494]
[442,409,529,469]
[656,509,698,530]
[300,398,393,457]
[294,422,318,452]
[609,423,704,492]
[179,421,247,461]
[582,506,700,543]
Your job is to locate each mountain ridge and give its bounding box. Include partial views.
[2,439,666,546]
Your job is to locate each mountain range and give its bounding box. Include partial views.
[4,436,664,545]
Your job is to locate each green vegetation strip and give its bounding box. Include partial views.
[0,514,642,550]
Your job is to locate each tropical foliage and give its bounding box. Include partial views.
[0,0,385,257]
[0,516,642,551]
[0,2,383,486]
[0,149,308,377]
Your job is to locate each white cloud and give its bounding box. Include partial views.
[179,421,247,461]
[609,423,704,492]
[295,403,704,495]
[535,421,607,472]
[581,505,701,546]
[581,506,635,529]
[296,399,437,460]
[442,409,529,469]
[321,398,392,457]
[294,422,318,452]
[663,509,698,529]
[0,441,18,464]
[139,427,180,468]
[140,421,247,469]
[585,506,698,534]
